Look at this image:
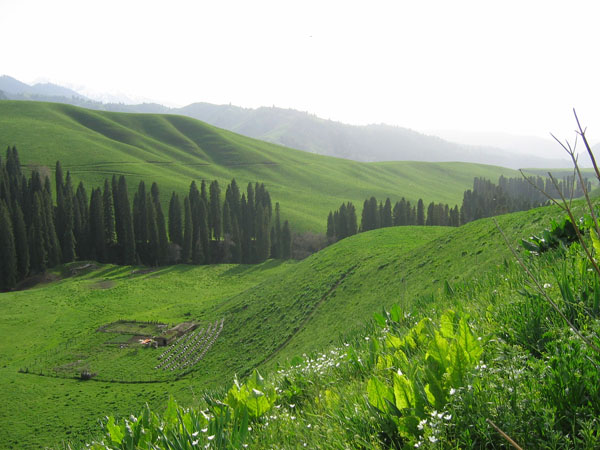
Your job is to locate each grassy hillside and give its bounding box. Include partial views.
[0,100,519,231]
[0,197,569,448]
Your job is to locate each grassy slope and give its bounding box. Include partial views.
[0,100,519,231]
[0,200,565,449]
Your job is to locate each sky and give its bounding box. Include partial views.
[1,0,599,141]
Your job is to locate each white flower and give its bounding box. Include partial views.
[543,283,552,289]
[444,414,452,421]
[201,428,208,433]
[192,431,199,437]
[208,435,215,441]
[449,388,456,395]
[417,419,427,430]
[429,436,438,443]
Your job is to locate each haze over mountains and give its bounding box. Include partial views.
[0,75,574,169]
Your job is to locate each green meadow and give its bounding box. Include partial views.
[0,100,519,231]
[0,199,568,448]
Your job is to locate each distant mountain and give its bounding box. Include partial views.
[0,75,572,169]
[174,103,570,169]
[0,75,87,100]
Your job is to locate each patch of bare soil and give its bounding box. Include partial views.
[90,280,115,289]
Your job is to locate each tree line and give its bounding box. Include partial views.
[327,196,459,242]
[326,174,593,243]
[460,175,591,224]
[0,146,292,290]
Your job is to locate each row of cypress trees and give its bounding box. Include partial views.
[326,174,594,245]
[459,175,592,224]
[0,146,292,291]
[327,196,459,242]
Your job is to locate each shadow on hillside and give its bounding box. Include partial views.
[221,259,288,277]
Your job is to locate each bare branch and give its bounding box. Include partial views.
[486,419,524,450]
[493,218,600,355]
[574,108,600,183]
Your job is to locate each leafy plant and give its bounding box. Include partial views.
[520,215,582,254]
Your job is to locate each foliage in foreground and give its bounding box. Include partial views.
[73,215,600,448]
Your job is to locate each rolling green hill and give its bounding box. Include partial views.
[0,199,566,448]
[0,100,520,232]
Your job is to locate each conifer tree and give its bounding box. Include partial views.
[146,194,159,266]
[272,202,282,258]
[133,181,148,264]
[326,211,335,241]
[88,188,106,262]
[11,202,29,280]
[150,182,168,265]
[231,217,242,263]
[417,199,425,226]
[60,172,76,263]
[74,182,89,259]
[55,161,66,248]
[255,204,270,262]
[209,180,222,240]
[103,179,116,260]
[222,199,232,237]
[117,176,136,265]
[181,197,192,263]
[42,188,61,267]
[29,192,47,273]
[0,201,17,290]
[382,198,393,227]
[282,220,292,259]
[168,192,183,247]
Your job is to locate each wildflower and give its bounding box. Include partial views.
[208,435,215,441]
[192,431,199,437]
[289,404,295,408]
[444,414,452,421]
[192,440,199,446]
[248,426,252,431]
[449,388,456,395]
[417,419,427,430]
[397,369,403,376]
[429,436,438,443]
[291,416,296,420]
[201,428,208,433]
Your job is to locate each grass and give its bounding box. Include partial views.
[0,100,521,232]
[0,197,572,448]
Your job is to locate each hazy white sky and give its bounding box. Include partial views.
[1,0,599,139]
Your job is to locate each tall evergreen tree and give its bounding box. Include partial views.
[222,199,232,237]
[209,180,222,240]
[11,202,29,280]
[88,188,106,262]
[42,188,61,267]
[382,198,393,227]
[29,192,47,273]
[117,176,136,265]
[417,199,425,226]
[133,181,148,264]
[103,179,116,260]
[168,192,183,247]
[61,172,76,262]
[281,220,292,260]
[255,204,270,262]
[326,211,335,241]
[181,197,192,263]
[146,194,159,266]
[272,202,282,258]
[150,183,169,265]
[0,201,17,290]
[74,182,89,259]
[231,217,242,263]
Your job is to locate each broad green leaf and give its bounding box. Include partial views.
[373,312,387,327]
[367,377,394,413]
[393,372,415,410]
[105,416,124,445]
[389,304,402,322]
[164,396,178,423]
[440,310,455,339]
[386,334,402,349]
[591,229,600,256]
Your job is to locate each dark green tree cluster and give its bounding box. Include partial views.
[0,147,293,290]
[0,147,61,289]
[326,202,358,242]
[325,195,459,244]
[459,175,591,224]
